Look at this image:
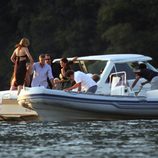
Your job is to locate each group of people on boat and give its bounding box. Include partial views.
[10,38,98,95]
[10,37,158,95]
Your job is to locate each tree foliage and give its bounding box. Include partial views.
[0,0,158,89]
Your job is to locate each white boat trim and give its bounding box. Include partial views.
[53,54,152,62]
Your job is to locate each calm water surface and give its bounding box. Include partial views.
[0,120,158,158]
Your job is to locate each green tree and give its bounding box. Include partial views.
[97,0,158,58]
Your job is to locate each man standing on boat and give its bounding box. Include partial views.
[31,54,54,88]
[64,70,97,93]
[131,63,158,90]
[45,53,61,79]
[45,53,61,89]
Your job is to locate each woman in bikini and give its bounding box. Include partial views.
[10,38,34,94]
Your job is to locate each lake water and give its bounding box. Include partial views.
[0,120,158,158]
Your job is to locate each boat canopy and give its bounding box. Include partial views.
[53,54,152,63]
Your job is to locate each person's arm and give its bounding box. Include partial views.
[64,82,81,91]
[27,63,33,75]
[50,78,54,89]
[61,68,66,78]
[48,65,54,88]
[78,82,81,92]
[131,75,141,89]
[10,50,16,63]
[30,63,35,75]
[141,80,149,86]
[72,56,78,62]
[25,47,34,64]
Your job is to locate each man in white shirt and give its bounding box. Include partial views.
[31,54,54,88]
[64,70,97,93]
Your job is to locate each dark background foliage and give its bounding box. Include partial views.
[0,0,158,90]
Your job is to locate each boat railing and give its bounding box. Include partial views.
[109,71,132,96]
[110,71,126,86]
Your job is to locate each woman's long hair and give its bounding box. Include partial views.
[15,38,30,49]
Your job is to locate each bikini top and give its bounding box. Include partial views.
[15,55,27,63]
[16,54,27,58]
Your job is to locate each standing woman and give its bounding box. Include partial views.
[10,38,34,94]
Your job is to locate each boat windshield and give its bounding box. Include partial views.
[129,61,158,72]
[109,63,135,80]
[146,62,158,72]
[83,60,107,74]
[109,61,157,80]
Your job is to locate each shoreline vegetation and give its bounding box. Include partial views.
[0,0,158,90]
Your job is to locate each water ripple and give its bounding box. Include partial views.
[0,120,158,158]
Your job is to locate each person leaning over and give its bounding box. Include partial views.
[10,37,34,95]
[64,70,97,93]
[31,54,54,88]
[131,63,158,90]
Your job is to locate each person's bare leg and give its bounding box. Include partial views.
[17,85,23,95]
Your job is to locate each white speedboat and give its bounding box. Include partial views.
[18,54,158,121]
[18,87,158,121]
[0,90,38,121]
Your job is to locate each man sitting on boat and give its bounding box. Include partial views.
[31,54,54,88]
[131,63,158,90]
[64,70,97,93]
